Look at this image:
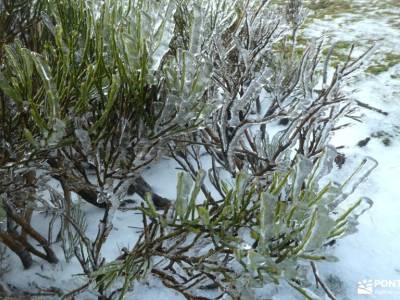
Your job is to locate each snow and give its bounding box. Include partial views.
[302,1,400,299]
[317,71,400,299]
[3,0,400,299]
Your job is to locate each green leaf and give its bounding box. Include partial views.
[94,73,120,131]
[31,52,59,119]
[197,206,210,226]
[0,72,23,104]
[144,192,157,218]
[185,169,205,220]
[175,172,193,221]
[30,104,49,131]
[23,128,39,149]
[0,204,6,222]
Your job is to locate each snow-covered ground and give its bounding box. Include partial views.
[302,1,400,299]
[3,1,400,299]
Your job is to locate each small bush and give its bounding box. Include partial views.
[0,0,375,299]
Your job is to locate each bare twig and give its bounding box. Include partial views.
[355,100,389,116]
[310,261,337,300]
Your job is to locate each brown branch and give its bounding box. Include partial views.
[4,201,58,264]
[310,261,336,300]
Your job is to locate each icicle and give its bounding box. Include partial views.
[150,1,176,71]
[175,172,194,220]
[311,145,336,186]
[330,156,378,210]
[292,155,312,198]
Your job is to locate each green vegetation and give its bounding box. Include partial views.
[0,0,378,299]
[307,0,353,18]
[95,154,376,300]
[366,52,400,75]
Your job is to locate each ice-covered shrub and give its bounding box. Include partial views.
[95,149,376,299]
[170,0,372,178]
[93,0,377,299]
[0,0,376,299]
[0,0,214,268]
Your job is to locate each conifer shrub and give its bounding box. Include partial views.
[0,0,375,299]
